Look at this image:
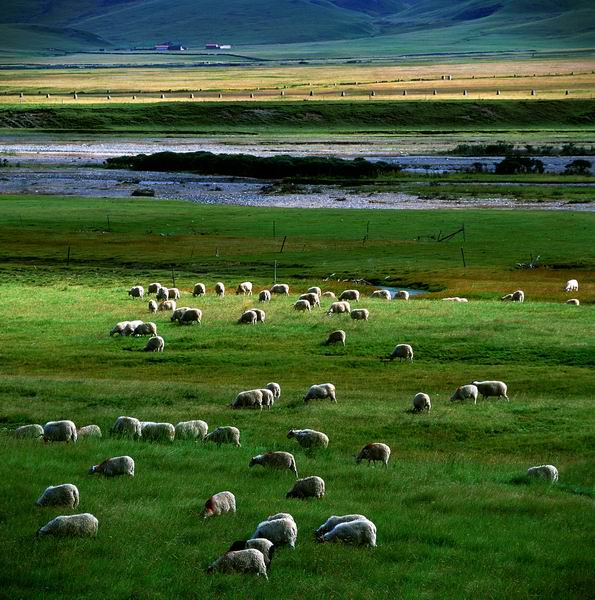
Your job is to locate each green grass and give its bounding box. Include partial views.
[0,195,593,598]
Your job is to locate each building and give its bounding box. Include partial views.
[205,43,232,50]
[154,42,186,51]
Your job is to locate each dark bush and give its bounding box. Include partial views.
[564,159,592,176]
[495,156,544,175]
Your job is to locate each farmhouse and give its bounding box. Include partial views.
[205,43,232,50]
[154,42,186,51]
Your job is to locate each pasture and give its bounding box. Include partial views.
[0,195,593,598]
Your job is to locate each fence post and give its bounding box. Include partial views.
[279,236,287,253]
[460,247,466,268]
[66,245,71,266]
[274,260,277,284]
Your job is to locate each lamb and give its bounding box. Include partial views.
[144,335,165,352]
[356,443,391,467]
[148,299,158,313]
[327,301,351,315]
[228,539,274,569]
[307,286,322,297]
[249,452,298,477]
[175,420,208,440]
[179,308,202,325]
[450,384,479,405]
[43,420,77,443]
[77,424,102,438]
[251,515,297,548]
[14,424,44,439]
[304,383,337,403]
[252,308,266,323]
[299,293,320,307]
[259,388,275,409]
[207,549,268,579]
[294,299,311,312]
[89,456,135,477]
[339,289,360,302]
[395,290,409,300]
[158,300,176,311]
[471,380,509,401]
[322,291,336,299]
[133,322,157,336]
[238,310,258,325]
[271,283,289,295]
[215,282,225,297]
[36,513,98,538]
[287,429,329,449]
[148,282,162,294]
[110,321,131,336]
[413,392,431,412]
[443,297,468,303]
[36,484,79,508]
[564,279,579,292]
[286,476,325,500]
[201,491,236,518]
[259,290,271,303]
[141,422,175,442]
[232,389,264,410]
[566,299,580,306]
[205,426,241,447]
[324,330,346,346]
[156,287,169,301]
[319,518,376,547]
[315,514,367,540]
[110,416,142,439]
[371,290,391,300]
[192,283,206,297]
[350,308,369,321]
[171,307,190,322]
[236,282,253,295]
[128,285,144,299]
[168,287,181,300]
[527,465,559,483]
[389,344,413,362]
[265,382,281,399]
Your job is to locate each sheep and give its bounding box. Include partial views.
[271,283,289,295]
[356,443,391,467]
[252,308,266,323]
[110,321,131,336]
[148,299,158,313]
[319,518,376,547]
[193,283,206,297]
[179,308,202,325]
[287,429,329,450]
[395,290,409,301]
[232,389,264,410]
[389,344,413,362]
[501,290,524,302]
[201,491,236,518]
[251,515,297,548]
[36,484,79,508]
[36,513,98,538]
[43,420,77,443]
[77,424,102,438]
[228,539,274,569]
[294,299,311,312]
[158,300,176,311]
[259,290,271,303]
[322,291,336,299]
[259,388,275,409]
[443,297,468,303]
[249,452,298,477]
[286,476,325,500]
[266,513,295,523]
[236,281,253,295]
[89,456,135,477]
[156,287,169,301]
[471,380,509,401]
[141,422,175,442]
[128,285,144,299]
[327,301,351,315]
[133,322,157,336]
[566,299,580,306]
[307,286,322,297]
[143,335,165,352]
[123,320,144,336]
[265,382,281,399]
[371,290,391,300]
[315,514,367,540]
[450,384,479,405]
[304,383,337,403]
[175,420,208,440]
[14,424,44,439]
[168,287,181,300]
[299,293,320,307]
[564,279,579,292]
[238,310,258,325]
[527,465,559,483]
[205,426,241,447]
[324,330,346,346]
[339,289,360,302]
[413,392,431,412]
[207,549,268,579]
[215,282,225,297]
[148,282,162,294]
[110,416,142,439]
[171,307,190,322]
[350,308,369,321]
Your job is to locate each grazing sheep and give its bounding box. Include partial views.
[110,321,131,336]
[205,426,241,447]
[259,290,271,303]
[251,515,297,548]
[201,491,236,519]
[413,393,431,412]
[566,299,580,306]
[14,424,44,439]
[148,282,162,294]
[339,289,360,302]
[356,443,391,467]
[287,429,329,449]
[215,282,225,297]
[144,335,165,352]
[389,344,413,362]
[324,330,346,346]
[43,420,77,443]
[320,518,376,547]
[123,320,144,336]
[36,484,79,508]
[271,283,289,295]
[179,308,202,325]
[260,388,275,409]
[77,425,102,438]
[450,384,479,405]
[315,514,367,540]
[266,513,295,522]
[36,513,98,538]
[89,456,135,477]
[294,299,311,312]
[156,287,169,301]
[171,307,190,322]
[111,416,142,439]
[286,476,325,500]
[471,380,509,401]
[168,287,181,300]
[128,285,144,299]
[193,283,206,297]
[249,452,298,477]
[327,301,351,315]
[395,290,409,301]
[501,290,524,302]
[564,279,579,292]
[207,549,268,579]
[304,383,337,403]
[175,420,208,440]
[232,389,264,410]
[158,300,176,311]
[350,308,369,321]
[236,282,253,295]
[252,308,266,323]
[299,293,320,308]
[228,539,274,569]
[133,322,157,336]
[148,300,158,313]
[322,291,336,299]
[141,422,175,442]
[527,465,559,483]
[308,286,322,297]
[443,297,468,303]
[371,290,391,300]
[265,382,281,399]
[238,310,258,325]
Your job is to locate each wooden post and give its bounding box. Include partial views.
[66,245,71,266]
[274,260,277,284]
[460,247,466,268]
[279,236,287,253]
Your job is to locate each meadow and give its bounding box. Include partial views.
[0,195,593,598]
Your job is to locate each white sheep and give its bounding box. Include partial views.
[527,465,559,483]
[259,290,271,302]
[128,285,144,299]
[259,388,275,409]
[389,344,413,362]
[123,320,144,336]
[36,484,79,508]
[265,382,281,399]
[350,308,369,321]
[141,422,175,442]
[443,297,468,303]
[286,476,325,500]
[111,416,142,439]
[251,515,297,548]
[228,539,274,569]
[307,286,321,297]
[395,290,409,301]
[207,549,268,579]
[271,283,289,295]
[175,420,208,440]
[14,424,44,439]
[179,308,202,325]
[249,451,298,477]
[43,420,77,443]
[170,307,190,322]
[450,384,479,405]
[144,335,165,352]
[327,301,351,315]
[201,491,236,518]
[168,287,181,300]
[294,299,311,312]
[471,380,509,401]
[501,290,524,302]
[110,321,131,336]
[564,279,579,292]
[215,282,225,297]
[371,290,391,300]
[356,443,391,467]
[252,308,266,323]
[238,310,258,325]
[315,514,367,540]
[77,424,102,438]
[89,456,135,477]
[304,383,337,403]
[322,291,336,299]
[320,518,376,547]
[287,428,329,449]
[339,289,360,302]
[236,281,253,295]
[232,389,264,410]
[133,322,157,336]
[413,392,431,412]
[158,300,176,311]
[37,513,98,538]
[148,300,158,313]
[193,283,206,297]
[299,293,320,307]
[156,287,169,301]
[324,330,346,346]
[205,426,241,447]
[148,282,162,294]
[566,299,580,306]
